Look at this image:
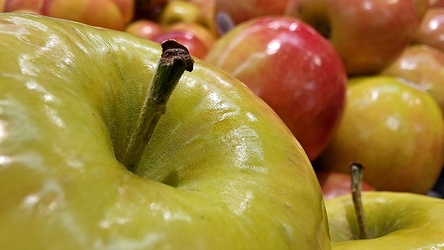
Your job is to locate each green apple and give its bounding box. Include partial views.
[326,191,444,249]
[316,76,444,194]
[0,13,331,249]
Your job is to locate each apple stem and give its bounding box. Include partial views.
[350,162,368,240]
[120,40,194,171]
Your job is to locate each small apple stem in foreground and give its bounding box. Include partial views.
[120,40,194,171]
[350,162,368,240]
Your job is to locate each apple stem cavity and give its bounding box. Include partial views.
[120,39,194,172]
[350,162,368,240]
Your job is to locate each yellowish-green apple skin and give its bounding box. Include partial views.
[326,192,444,249]
[381,44,444,113]
[0,13,331,249]
[317,76,444,194]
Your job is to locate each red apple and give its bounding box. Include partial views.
[316,76,444,194]
[125,19,164,40]
[316,170,375,200]
[414,8,444,53]
[381,44,444,114]
[286,0,421,76]
[205,16,347,161]
[214,0,290,34]
[152,30,209,59]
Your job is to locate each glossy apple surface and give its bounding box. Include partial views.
[414,8,444,53]
[0,13,331,249]
[316,171,375,200]
[326,192,444,249]
[381,44,444,113]
[317,76,444,194]
[286,0,420,75]
[205,16,347,161]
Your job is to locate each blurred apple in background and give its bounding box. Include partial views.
[316,76,444,194]
[181,0,217,35]
[4,0,134,30]
[214,0,290,34]
[381,44,444,114]
[3,0,43,12]
[158,0,204,26]
[414,8,444,53]
[286,0,422,76]
[43,0,134,30]
[152,30,209,59]
[135,0,217,58]
[124,19,217,58]
[167,22,216,50]
[205,16,347,161]
[125,19,164,40]
[316,170,375,200]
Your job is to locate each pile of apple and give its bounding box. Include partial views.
[205,0,444,197]
[2,0,444,248]
[4,0,443,192]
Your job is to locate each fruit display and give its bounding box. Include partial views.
[2,0,444,249]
